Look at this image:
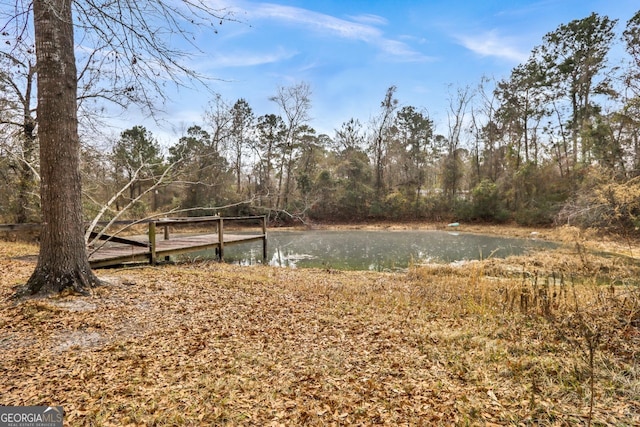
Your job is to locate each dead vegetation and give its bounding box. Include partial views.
[0,233,639,426]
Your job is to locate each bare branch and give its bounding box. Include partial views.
[84,161,145,244]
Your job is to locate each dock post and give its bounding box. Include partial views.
[218,217,224,261]
[163,223,171,261]
[262,215,267,262]
[149,221,157,265]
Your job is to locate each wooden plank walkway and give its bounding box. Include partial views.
[0,215,268,269]
[88,233,265,268]
[87,215,267,268]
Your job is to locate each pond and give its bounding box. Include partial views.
[184,229,558,271]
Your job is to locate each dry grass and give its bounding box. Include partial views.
[0,235,639,426]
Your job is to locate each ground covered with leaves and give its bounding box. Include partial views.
[1,229,639,426]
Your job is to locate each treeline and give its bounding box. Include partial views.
[2,11,640,234]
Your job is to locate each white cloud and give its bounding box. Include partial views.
[398,34,428,45]
[348,13,388,27]
[456,30,528,63]
[494,0,562,18]
[213,0,429,62]
[378,40,434,63]
[189,47,298,73]
[202,47,297,69]
[251,3,382,41]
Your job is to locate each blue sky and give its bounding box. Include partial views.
[117,0,640,145]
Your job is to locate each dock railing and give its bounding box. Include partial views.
[149,215,267,264]
[1,215,268,267]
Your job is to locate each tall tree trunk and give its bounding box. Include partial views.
[21,0,100,296]
[264,149,273,207]
[236,150,242,194]
[374,138,385,198]
[276,154,285,210]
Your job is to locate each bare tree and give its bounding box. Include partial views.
[443,84,473,202]
[335,118,365,152]
[203,93,233,155]
[0,39,38,223]
[254,113,286,205]
[6,0,231,297]
[72,0,233,113]
[229,98,254,194]
[369,85,398,199]
[269,82,312,210]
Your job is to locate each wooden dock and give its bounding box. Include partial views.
[88,215,267,268]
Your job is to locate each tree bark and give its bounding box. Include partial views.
[20,0,100,296]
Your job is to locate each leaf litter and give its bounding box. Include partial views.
[0,239,638,426]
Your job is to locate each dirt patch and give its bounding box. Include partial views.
[48,299,98,313]
[54,331,107,352]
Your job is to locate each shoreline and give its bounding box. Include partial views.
[4,221,640,263]
[272,220,640,257]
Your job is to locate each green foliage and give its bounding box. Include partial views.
[623,10,640,76]
[420,195,454,221]
[368,200,385,219]
[456,180,510,222]
[382,191,410,219]
[338,181,373,220]
[514,202,557,226]
[472,180,502,219]
[111,126,166,215]
[309,170,339,219]
[168,125,233,211]
[537,12,618,167]
[113,126,164,174]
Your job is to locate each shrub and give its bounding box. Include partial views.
[456,180,509,222]
[557,173,640,235]
[514,203,557,226]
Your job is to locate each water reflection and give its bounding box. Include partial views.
[191,230,557,271]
